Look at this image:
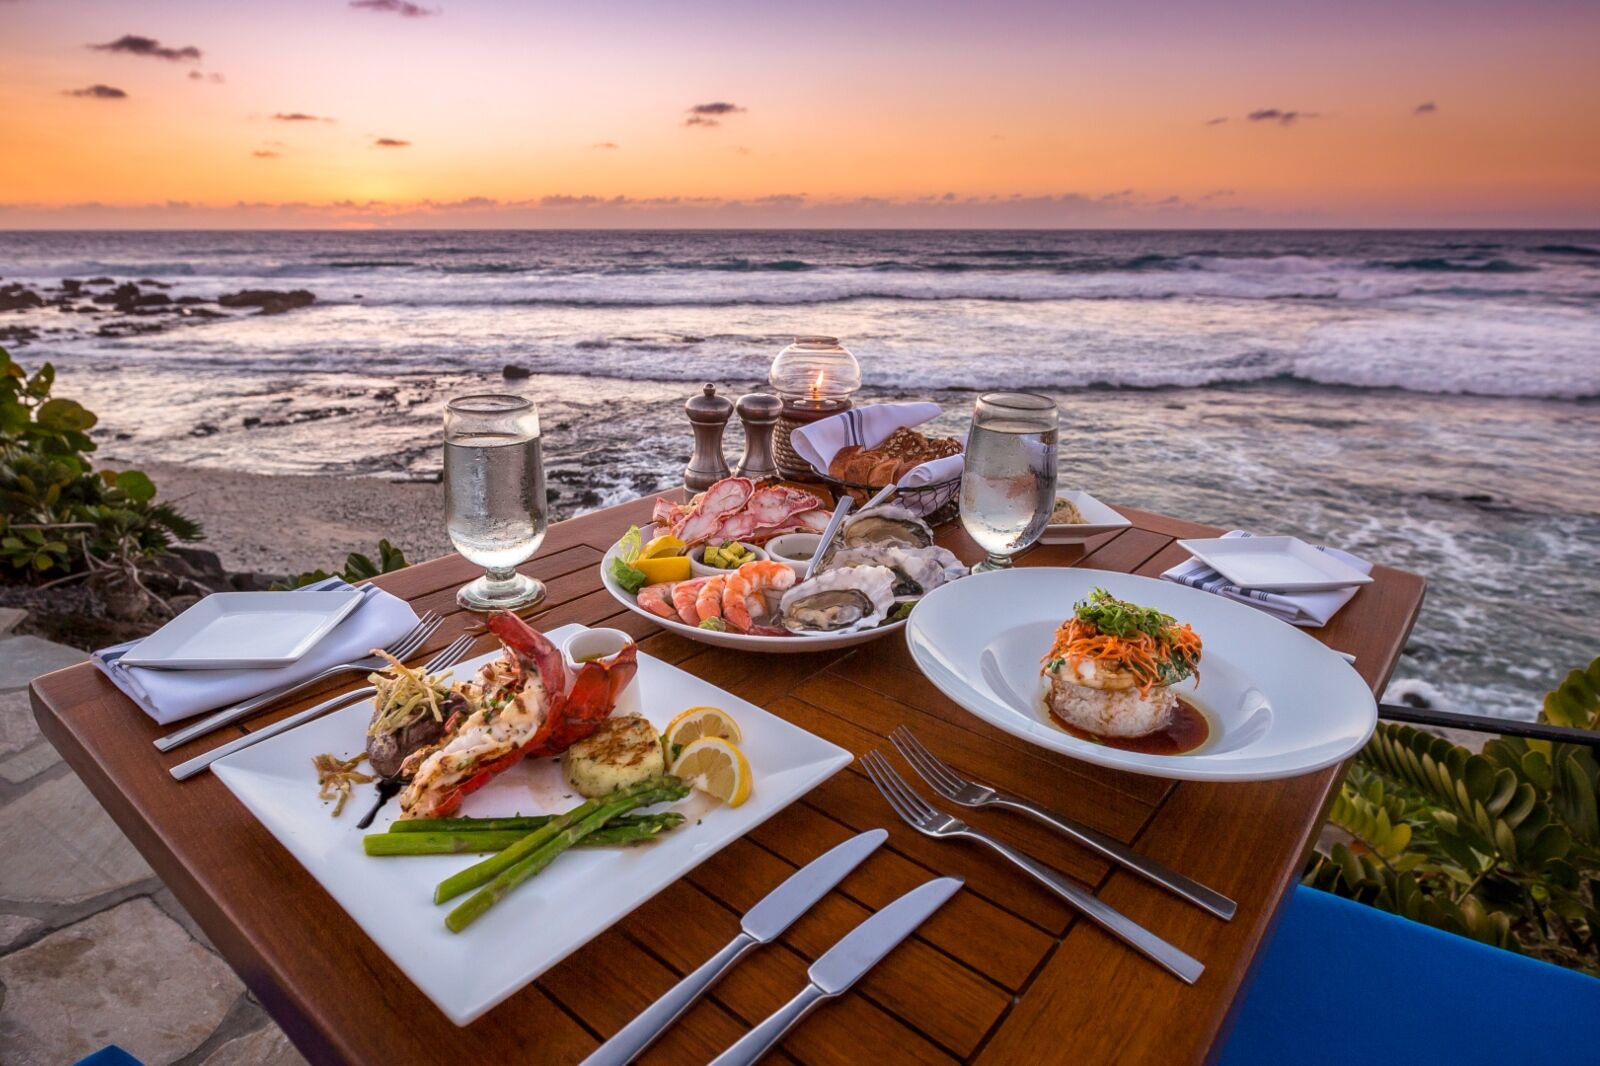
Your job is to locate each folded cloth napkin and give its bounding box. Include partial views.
[790,401,964,487]
[1161,531,1373,628]
[93,577,421,725]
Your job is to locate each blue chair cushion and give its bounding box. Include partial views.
[72,1048,144,1066]
[1220,885,1600,1066]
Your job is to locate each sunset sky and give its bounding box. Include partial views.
[1,0,1597,228]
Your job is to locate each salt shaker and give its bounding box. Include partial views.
[684,383,733,491]
[734,392,782,482]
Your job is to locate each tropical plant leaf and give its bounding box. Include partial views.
[1542,657,1600,730]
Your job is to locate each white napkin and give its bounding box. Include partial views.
[92,578,421,725]
[1161,531,1373,628]
[790,402,964,487]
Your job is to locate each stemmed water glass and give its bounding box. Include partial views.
[443,394,549,610]
[958,391,1059,573]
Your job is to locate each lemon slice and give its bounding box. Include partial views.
[665,706,743,748]
[671,736,752,807]
[641,534,686,560]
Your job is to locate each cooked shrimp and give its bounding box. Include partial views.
[722,560,796,631]
[695,575,728,624]
[671,578,711,625]
[636,582,679,620]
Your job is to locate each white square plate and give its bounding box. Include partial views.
[211,623,853,1026]
[1038,489,1134,544]
[1175,536,1374,592]
[120,591,366,669]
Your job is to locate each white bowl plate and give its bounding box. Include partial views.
[211,623,852,1025]
[905,568,1376,782]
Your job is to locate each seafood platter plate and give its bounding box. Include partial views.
[906,568,1376,782]
[211,622,852,1025]
[601,477,972,653]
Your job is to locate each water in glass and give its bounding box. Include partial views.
[960,392,1058,572]
[444,395,548,610]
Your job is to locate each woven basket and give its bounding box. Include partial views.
[820,471,962,527]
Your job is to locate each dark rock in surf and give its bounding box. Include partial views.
[86,277,115,286]
[92,283,143,311]
[502,364,532,379]
[0,284,43,312]
[217,289,315,315]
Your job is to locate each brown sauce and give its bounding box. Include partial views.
[1049,697,1210,756]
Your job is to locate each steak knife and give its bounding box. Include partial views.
[579,828,888,1066]
[709,876,964,1066]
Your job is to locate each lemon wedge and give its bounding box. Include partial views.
[641,534,687,560]
[671,736,752,807]
[635,555,691,584]
[665,706,743,748]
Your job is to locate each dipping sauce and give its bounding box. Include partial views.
[1048,697,1210,755]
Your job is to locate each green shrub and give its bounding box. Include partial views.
[275,538,409,589]
[0,346,202,584]
[1310,658,1600,974]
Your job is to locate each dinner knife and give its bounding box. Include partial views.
[169,684,373,781]
[579,829,888,1066]
[709,876,964,1066]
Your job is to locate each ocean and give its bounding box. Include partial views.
[2,228,1598,721]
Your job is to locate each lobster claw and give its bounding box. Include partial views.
[524,643,637,758]
[487,611,568,715]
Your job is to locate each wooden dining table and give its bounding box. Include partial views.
[30,492,1424,1065]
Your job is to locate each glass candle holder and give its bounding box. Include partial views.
[770,337,861,480]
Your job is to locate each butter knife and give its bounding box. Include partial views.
[580,829,888,1066]
[709,876,963,1066]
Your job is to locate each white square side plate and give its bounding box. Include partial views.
[1176,536,1373,592]
[211,623,853,1026]
[120,590,365,669]
[1038,489,1134,544]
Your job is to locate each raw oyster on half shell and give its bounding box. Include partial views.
[779,564,897,635]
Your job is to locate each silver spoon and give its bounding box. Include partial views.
[804,496,853,581]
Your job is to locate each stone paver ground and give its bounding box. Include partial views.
[0,634,307,1066]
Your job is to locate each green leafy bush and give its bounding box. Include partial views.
[1310,658,1600,974]
[276,538,410,589]
[0,346,202,585]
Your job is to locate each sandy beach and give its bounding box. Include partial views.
[133,461,456,575]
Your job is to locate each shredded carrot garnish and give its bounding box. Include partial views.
[1042,590,1202,695]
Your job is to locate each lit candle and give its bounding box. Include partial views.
[809,369,826,404]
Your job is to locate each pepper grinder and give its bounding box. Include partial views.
[734,392,782,482]
[684,383,733,491]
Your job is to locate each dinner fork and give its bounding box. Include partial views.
[860,750,1204,984]
[170,631,478,781]
[890,726,1236,920]
[153,611,443,752]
